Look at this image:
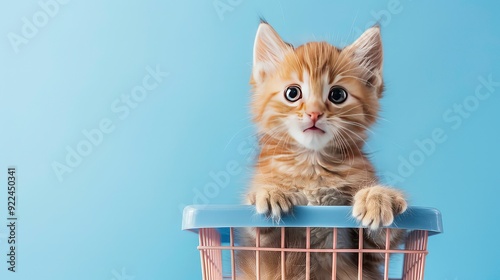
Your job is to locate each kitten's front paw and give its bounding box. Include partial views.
[247,188,307,221]
[352,186,407,230]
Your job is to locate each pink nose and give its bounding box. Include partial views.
[307,112,323,123]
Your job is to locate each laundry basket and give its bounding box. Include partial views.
[182,205,443,280]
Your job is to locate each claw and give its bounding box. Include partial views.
[250,188,307,221]
[353,186,407,231]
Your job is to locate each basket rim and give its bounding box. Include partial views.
[182,205,443,235]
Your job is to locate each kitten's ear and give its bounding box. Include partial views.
[252,23,292,83]
[344,26,383,89]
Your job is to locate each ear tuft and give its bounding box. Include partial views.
[344,26,383,88]
[252,23,292,83]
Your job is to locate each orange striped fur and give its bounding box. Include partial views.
[238,22,407,280]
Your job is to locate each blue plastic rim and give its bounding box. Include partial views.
[182,205,443,236]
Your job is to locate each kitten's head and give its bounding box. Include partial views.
[250,23,384,153]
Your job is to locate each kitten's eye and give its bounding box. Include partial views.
[284,86,302,102]
[328,87,348,104]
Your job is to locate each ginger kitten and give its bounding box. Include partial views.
[237,22,407,280]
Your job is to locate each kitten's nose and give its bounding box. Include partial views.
[307,112,323,123]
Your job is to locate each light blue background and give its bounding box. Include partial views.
[0,0,499,279]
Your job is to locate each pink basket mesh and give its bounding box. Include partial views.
[183,205,442,280]
[198,227,429,280]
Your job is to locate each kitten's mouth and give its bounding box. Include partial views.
[303,126,325,133]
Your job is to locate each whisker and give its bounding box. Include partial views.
[342,113,389,123]
[335,118,376,136]
[223,124,257,151]
[337,125,368,147]
[332,129,352,165]
[333,126,355,166]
